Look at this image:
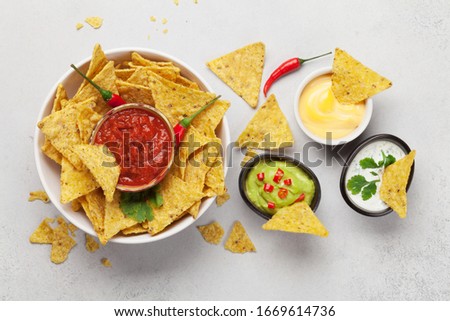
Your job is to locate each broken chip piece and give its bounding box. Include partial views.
[101,258,112,267]
[224,221,256,253]
[85,234,100,252]
[29,218,55,244]
[85,16,103,29]
[28,190,50,203]
[216,190,230,207]
[197,221,225,245]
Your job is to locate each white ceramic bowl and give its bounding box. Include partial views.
[34,47,230,244]
[293,67,373,145]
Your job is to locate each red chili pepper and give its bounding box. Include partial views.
[173,96,221,145]
[70,64,127,107]
[263,51,332,97]
[257,172,265,181]
[263,183,274,193]
[278,188,288,199]
[273,168,284,183]
[284,178,292,186]
[295,193,305,202]
[267,201,275,209]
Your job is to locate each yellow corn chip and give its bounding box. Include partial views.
[131,52,175,68]
[146,174,203,235]
[115,68,135,81]
[240,148,258,167]
[41,139,62,165]
[216,190,230,206]
[188,201,202,218]
[71,198,83,212]
[82,189,107,243]
[29,218,55,244]
[204,153,225,196]
[128,66,180,83]
[76,22,84,30]
[38,99,95,170]
[77,104,102,144]
[51,84,68,113]
[122,223,148,235]
[85,16,103,29]
[224,221,256,253]
[116,80,155,106]
[103,191,136,243]
[177,126,211,178]
[60,157,100,204]
[28,190,50,203]
[174,75,200,90]
[331,48,392,104]
[85,234,100,252]
[76,44,108,94]
[72,144,119,202]
[237,94,293,149]
[101,258,112,267]
[51,218,77,264]
[207,42,265,108]
[73,61,117,115]
[380,150,416,218]
[197,221,224,245]
[262,202,329,237]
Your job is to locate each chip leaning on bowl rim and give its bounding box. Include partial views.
[34,47,230,244]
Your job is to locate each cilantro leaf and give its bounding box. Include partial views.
[361,181,378,200]
[347,175,369,195]
[370,171,378,176]
[383,154,396,168]
[360,157,379,169]
[120,198,153,223]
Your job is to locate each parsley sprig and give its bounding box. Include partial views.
[347,150,396,201]
[120,185,163,223]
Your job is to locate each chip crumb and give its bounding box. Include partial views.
[68,223,78,236]
[85,234,100,252]
[150,16,156,22]
[197,221,224,245]
[162,18,168,24]
[193,0,198,3]
[76,22,84,30]
[224,221,256,254]
[163,29,168,34]
[29,218,55,244]
[28,190,50,203]
[85,16,103,29]
[216,190,230,206]
[173,0,179,6]
[147,34,151,40]
[101,258,112,267]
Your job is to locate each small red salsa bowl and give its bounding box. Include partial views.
[91,103,175,192]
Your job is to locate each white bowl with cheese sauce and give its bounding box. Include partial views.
[340,134,414,217]
[294,67,373,145]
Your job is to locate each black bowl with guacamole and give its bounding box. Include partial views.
[239,154,321,220]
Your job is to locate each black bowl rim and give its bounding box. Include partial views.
[238,153,322,220]
[339,134,415,217]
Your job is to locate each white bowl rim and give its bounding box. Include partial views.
[34,47,230,244]
[293,66,373,146]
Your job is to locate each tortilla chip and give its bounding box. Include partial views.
[103,191,137,243]
[187,201,202,218]
[262,202,329,237]
[240,148,258,167]
[216,190,230,206]
[28,190,50,203]
[224,221,256,253]
[122,223,148,235]
[77,105,102,143]
[146,174,203,235]
[41,139,62,165]
[82,189,106,243]
[38,99,96,170]
[115,68,135,81]
[127,66,180,83]
[85,234,100,252]
[73,61,117,115]
[51,84,68,113]
[71,198,83,212]
[60,157,100,204]
[73,144,120,202]
[204,153,225,196]
[331,48,392,104]
[116,80,155,106]
[207,42,265,108]
[51,218,77,264]
[380,150,416,218]
[131,52,175,68]
[29,218,55,244]
[237,94,293,149]
[76,44,108,95]
[177,126,211,178]
[85,16,103,29]
[197,221,224,245]
[174,75,200,90]
[101,258,112,267]
[68,223,77,237]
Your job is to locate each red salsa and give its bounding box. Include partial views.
[94,107,173,187]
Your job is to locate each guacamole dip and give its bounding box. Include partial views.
[245,160,315,215]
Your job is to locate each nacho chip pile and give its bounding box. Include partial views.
[38,44,229,243]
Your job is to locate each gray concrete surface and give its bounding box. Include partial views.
[1,0,449,300]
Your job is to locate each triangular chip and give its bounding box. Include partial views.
[262,202,328,237]
[51,83,68,113]
[103,191,137,243]
[131,52,175,68]
[81,189,107,243]
[76,105,102,143]
[51,218,77,264]
[380,150,416,218]
[237,94,293,149]
[29,218,55,244]
[121,223,148,235]
[127,65,180,83]
[331,48,392,104]
[76,44,108,95]
[85,234,100,252]
[215,190,230,206]
[60,157,100,204]
[240,148,258,167]
[72,144,120,202]
[224,221,256,253]
[197,221,224,245]
[41,139,62,165]
[116,80,155,106]
[207,42,265,108]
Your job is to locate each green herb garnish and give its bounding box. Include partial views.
[347,150,396,201]
[120,185,163,223]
